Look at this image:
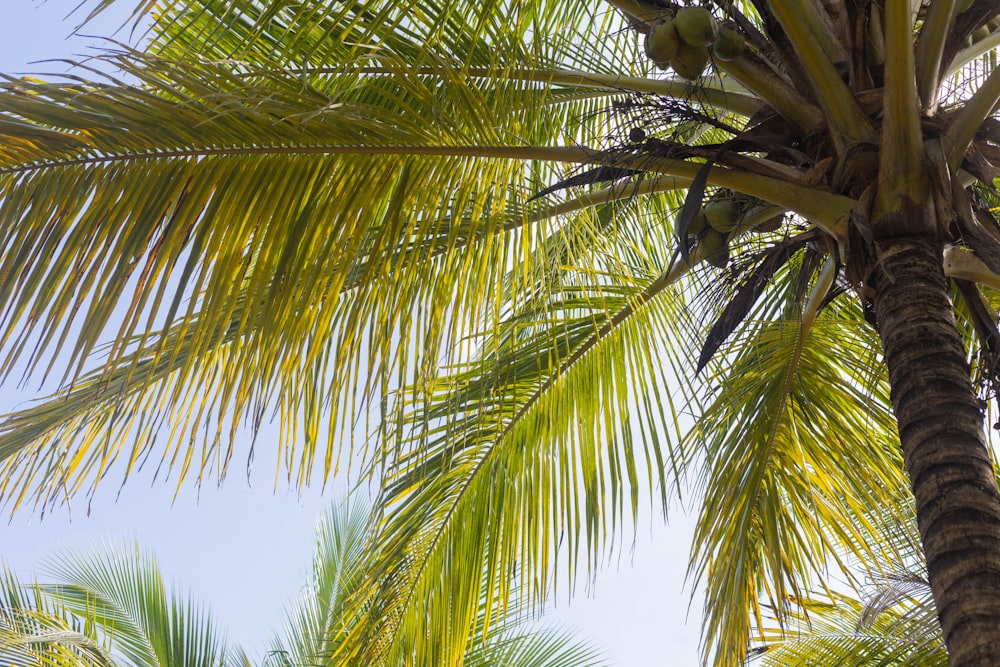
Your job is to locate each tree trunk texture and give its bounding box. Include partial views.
[871,236,1000,666]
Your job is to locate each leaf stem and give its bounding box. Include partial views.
[945,30,1000,79]
[944,64,1000,170]
[293,66,764,117]
[914,0,959,109]
[501,68,764,117]
[877,0,928,214]
[0,142,855,237]
[767,0,876,145]
[602,0,664,22]
[527,175,691,223]
[713,54,825,135]
[626,155,854,237]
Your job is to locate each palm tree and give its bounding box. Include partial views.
[4,0,1000,664]
[0,501,604,667]
[0,543,250,667]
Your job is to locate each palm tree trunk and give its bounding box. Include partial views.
[871,235,1000,665]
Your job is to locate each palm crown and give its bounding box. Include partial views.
[3,0,1000,664]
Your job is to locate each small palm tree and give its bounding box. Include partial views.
[0,501,604,667]
[0,544,248,667]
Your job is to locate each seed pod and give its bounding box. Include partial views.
[671,42,711,80]
[699,228,729,268]
[712,23,745,61]
[704,200,741,233]
[673,7,718,47]
[645,19,680,68]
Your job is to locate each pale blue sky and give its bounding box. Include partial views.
[0,2,703,663]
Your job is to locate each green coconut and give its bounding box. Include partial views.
[645,19,680,69]
[704,200,741,233]
[671,42,711,80]
[673,7,718,47]
[712,23,745,61]
[700,228,729,268]
[687,210,708,237]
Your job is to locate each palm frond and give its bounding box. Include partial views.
[753,589,946,666]
[688,275,907,665]
[269,497,374,664]
[268,496,608,667]
[0,566,121,667]
[39,542,237,667]
[0,28,655,508]
[335,229,708,664]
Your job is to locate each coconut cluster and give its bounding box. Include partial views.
[687,197,783,268]
[643,7,745,80]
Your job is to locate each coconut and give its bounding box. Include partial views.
[704,200,741,233]
[700,229,729,268]
[686,210,707,237]
[670,42,711,80]
[673,7,718,47]
[645,19,680,69]
[712,23,745,61]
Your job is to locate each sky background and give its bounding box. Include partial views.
[0,2,703,664]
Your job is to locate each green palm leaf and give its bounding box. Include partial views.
[689,286,906,663]
[753,589,946,666]
[265,501,604,667]
[267,497,608,667]
[0,566,120,667]
[339,245,709,664]
[268,498,374,664]
[40,542,238,667]
[0,34,650,507]
[2,497,599,667]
